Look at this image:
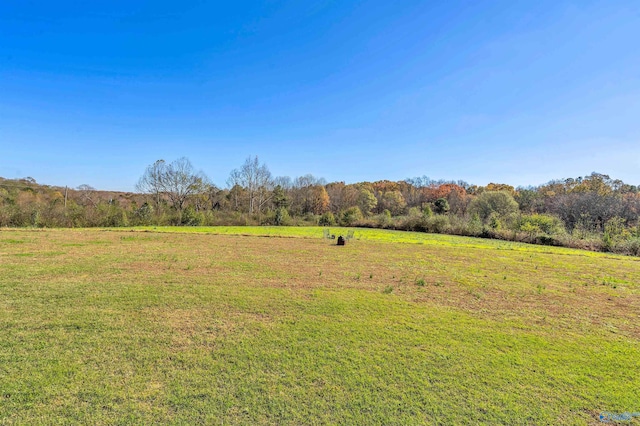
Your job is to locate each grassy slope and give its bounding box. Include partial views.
[0,227,638,425]
[128,225,627,256]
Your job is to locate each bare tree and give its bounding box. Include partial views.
[226,169,244,211]
[273,176,292,189]
[228,156,273,214]
[77,184,97,207]
[137,157,209,213]
[136,159,166,208]
[164,158,210,212]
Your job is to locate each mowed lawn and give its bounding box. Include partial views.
[0,227,638,425]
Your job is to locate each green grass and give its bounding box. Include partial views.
[0,227,638,424]
[126,225,629,258]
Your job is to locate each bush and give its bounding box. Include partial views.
[97,203,129,227]
[424,214,451,233]
[517,214,565,236]
[214,211,255,226]
[341,206,363,226]
[533,235,563,246]
[318,211,336,226]
[448,215,472,236]
[625,237,640,256]
[353,217,378,228]
[466,213,483,236]
[488,213,502,230]
[375,211,394,228]
[602,217,628,252]
[394,214,452,234]
[407,207,422,217]
[612,237,640,256]
[275,207,291,226]
[200,210,216,226]
[131,202,154,226]
[260,209,275,226]
[559,233,604,252]
[397,215,426,232]
[181,206,204,226]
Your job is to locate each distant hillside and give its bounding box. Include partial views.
[0,176,145,208]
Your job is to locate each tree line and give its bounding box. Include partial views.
[1,156,640,255]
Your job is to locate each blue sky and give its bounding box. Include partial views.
[1,0,639,191]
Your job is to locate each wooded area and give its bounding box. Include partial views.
[2,156,640,255]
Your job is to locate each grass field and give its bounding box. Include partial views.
[1,226,638,424]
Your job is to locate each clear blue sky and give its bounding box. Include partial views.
[1,1,639,191]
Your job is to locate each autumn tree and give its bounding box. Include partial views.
[468,191,519,222]
[572,173,624,195]
[378,191,406,216]
[357,189,377,216]
[515,188,543,214]
[403,176,432,207]
[485,183,516,196]
[308,185,330,214]
[326,182,359,213]
[289,174,327,215]
[425,183,466,202]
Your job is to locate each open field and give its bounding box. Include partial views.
[1,226,639,424]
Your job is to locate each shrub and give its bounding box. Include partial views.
[534,235,563,246]
[467,213,483,236]
[407,207,422,217]
[398,215,426,232]
[318,211,336,226]
[625,237,640,256]
[518,214,565,236]
[604,216,628,241]
[424,214,451,233]
[97,203,129,227]
[488,213,501,230]
[352,217,377,228]
[260,208,292,226]
[448,215,470,235]
[275,207,291,226]
[603,217,628,252]
[341,206,363,226]
[181,206,204,226]
[375,212,393,228]
[132,202,154,226]
[613,237,640,256]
